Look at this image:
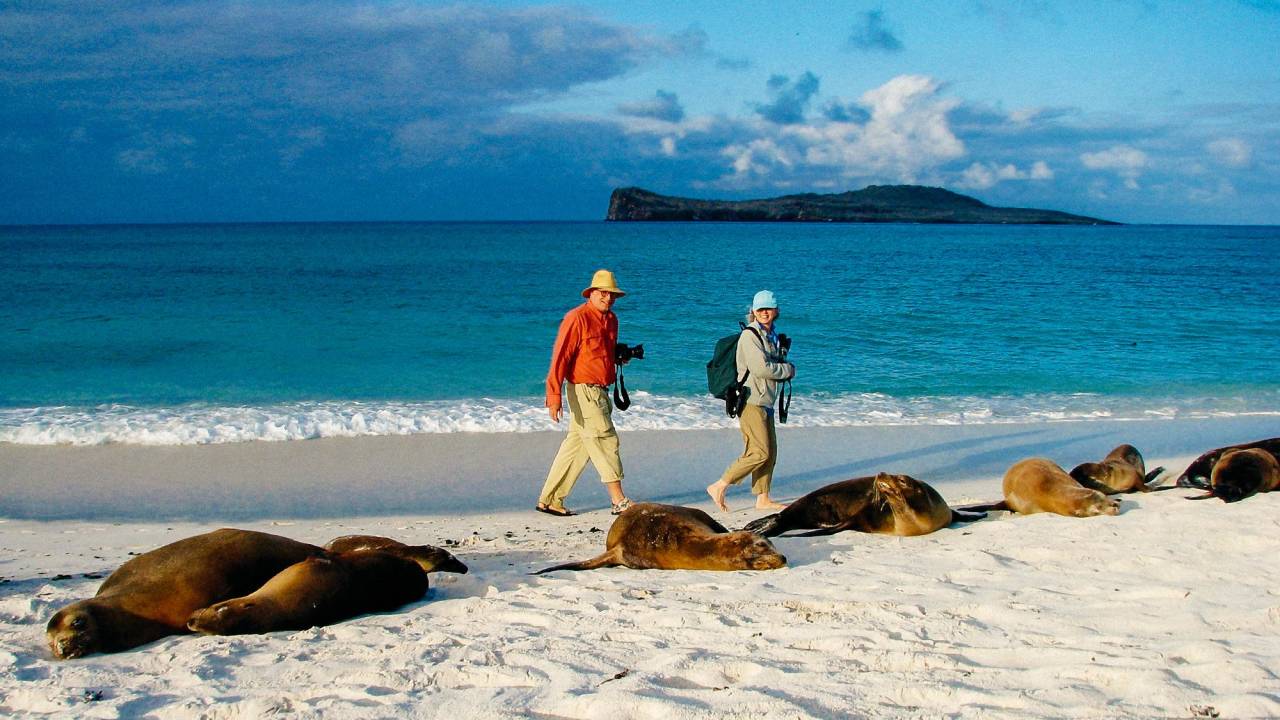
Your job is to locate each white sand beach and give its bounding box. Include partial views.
[2,416,1279,718]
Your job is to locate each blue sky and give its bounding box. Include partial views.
[2,0,1277,224]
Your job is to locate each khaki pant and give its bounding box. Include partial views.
[539,383,623,506]
[719,403,777,495]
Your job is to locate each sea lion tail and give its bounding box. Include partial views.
[531,551,619,575]
[742,514,783,536]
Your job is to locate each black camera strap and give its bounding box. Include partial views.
[613,368,631,411]
[778,380,792,424]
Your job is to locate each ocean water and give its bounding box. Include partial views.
[2,222,1278,445]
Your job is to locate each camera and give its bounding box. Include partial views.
[615,342,645,364]
[777,334,792,355]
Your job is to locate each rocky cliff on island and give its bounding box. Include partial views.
[606,185,1116,225]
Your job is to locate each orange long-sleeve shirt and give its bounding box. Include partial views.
[545,302,618,410]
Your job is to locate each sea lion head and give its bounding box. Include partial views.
[46,602,101,660]
[1069,462,1107,485]
[187,598,273,636]
[723,531,787,570]
[873,472,921,502]
[1211,449,1276,503]
[1105,444,1145,473]
[401,546,469,575]
[1077,492,1121,517]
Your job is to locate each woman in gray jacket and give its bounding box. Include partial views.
[707,290,796,512]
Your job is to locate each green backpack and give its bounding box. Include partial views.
[706,325,760,417]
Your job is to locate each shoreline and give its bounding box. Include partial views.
[2,415,1275,521]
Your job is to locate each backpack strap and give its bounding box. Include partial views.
[736,325,762,386]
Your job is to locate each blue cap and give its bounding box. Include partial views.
[752,290,778,310]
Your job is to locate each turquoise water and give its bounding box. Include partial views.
[2,222,1278,443]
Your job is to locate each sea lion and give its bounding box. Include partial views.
[1002,458,1120,517]
[186,550,433,635]
[1069,443,1166,494]
[1175,437,1280,489]
[1186,447,1280,503]
[187,537,469,635]
[533,503,786,573]
[46,528,322,659]
[323,535,469,575]
[742,472,985,537]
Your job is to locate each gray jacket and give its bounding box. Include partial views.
[736,321,795,408]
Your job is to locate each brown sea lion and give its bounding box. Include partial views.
[1175,437,1280,489]
[533,503,786,573]
[1069,443,1166,494]
[46,528,322,659]
[186,550,434,635]
[1186,447,1280,503]
[1002,458,1120,517]
[742,472,985,537]
[323,535,469,574]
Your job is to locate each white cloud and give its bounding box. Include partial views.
[1207,137,1251,168]
[957,160,1054,189]
[722,138,792,179]
[715,74,964,186]
[1080,145,1148,189]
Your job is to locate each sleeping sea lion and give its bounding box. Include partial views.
[1175,437,1280,489]
[1186,447,1280,503]
[1069,443,1166,494]
[186,550,434,635]
[323,534,469,574]
[46,528,322,659]
[742,472,985,537]
[1002,458,1120,517]
[187,539,468,635]
[533,503,786,573]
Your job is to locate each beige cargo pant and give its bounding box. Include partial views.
[718,403,777,495]
[539,382,624,507]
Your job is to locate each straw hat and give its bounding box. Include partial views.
[582,269,626,298]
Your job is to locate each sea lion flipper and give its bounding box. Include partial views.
[742,514,783,536]
[949,509,987,523]
[1142,466,1166,486]
[531,550,621,575]
[788,520,859,537]
[955,500,1008,513]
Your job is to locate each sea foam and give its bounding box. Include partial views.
[2,391,1277,446]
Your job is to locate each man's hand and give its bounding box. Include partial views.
[549,405,562,423]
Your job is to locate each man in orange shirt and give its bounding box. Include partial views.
[537,269,634,517]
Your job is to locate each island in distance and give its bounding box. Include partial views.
[606,185,1116,225]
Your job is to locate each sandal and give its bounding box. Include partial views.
[536,503,575,517]
[610,498,634,515]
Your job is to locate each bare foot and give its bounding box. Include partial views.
[706,481,729,512]
[755,498,787,510]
